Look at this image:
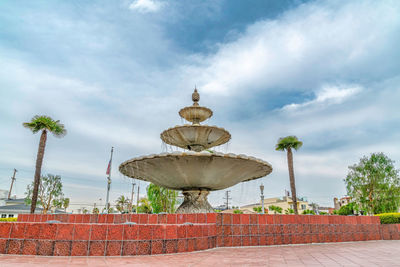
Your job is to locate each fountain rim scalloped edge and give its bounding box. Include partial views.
[160,124,232,146]
[118,151,273,185]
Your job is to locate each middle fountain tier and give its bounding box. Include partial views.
[119,89,272,213]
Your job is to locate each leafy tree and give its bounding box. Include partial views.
[53,197,70,212]
[25,174,66,214]
[62,198,70,212]
[115,195,130,213]
[82,207,89,214]
[23,115,66,213]
[276,136,303,214]
[147,183,178,213]
[344,153,400,214]
[269,205,283,214]
[137,198,152,214]
[337,202,355,215]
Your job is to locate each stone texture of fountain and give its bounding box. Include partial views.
[119,89,273,213]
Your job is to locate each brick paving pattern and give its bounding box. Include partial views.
[0,240,399,266]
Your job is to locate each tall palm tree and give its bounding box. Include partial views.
[275,136,303,214]
[23,115,66,213]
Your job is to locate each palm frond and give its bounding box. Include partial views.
[275,135,303,151]
[23,115,67,137]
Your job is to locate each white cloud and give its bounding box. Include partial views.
[1,0,400,208]
[283,84,362,111]
[195,0,400,97]
[129,0,164,13]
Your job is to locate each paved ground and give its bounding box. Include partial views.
[1,240,399,267]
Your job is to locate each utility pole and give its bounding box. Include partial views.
[105,147,114,213]
[8,169,17,199]
[223,190,231,210]
[136,184,140,214]
[130,183,136,213]
[260,184,265,214]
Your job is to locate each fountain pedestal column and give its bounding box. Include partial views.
[176,190,214,213]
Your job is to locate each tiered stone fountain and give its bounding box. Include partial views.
[119,89,272,213]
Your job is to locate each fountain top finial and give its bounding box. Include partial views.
[178,87,213,124]
[192,88,200,106]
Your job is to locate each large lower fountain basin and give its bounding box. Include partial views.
[119,151,272,191]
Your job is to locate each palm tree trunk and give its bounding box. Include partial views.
[30,130,47,214]
[287,147,298,215]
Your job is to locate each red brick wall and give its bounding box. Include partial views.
[0,222,216,256]
[380,224,400,240]
[0,213,398,256]
[216,214,382,247]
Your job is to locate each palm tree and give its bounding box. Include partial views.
[23,115,66,213]
[116,195,129,213]
[137,197,152,214]
[275,136,303,215]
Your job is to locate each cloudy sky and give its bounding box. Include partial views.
[1,0,399,211]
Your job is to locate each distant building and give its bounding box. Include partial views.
[221,208,256,214]
[241,196,312,214]
[0,189,65,218]
[333,196,351,210]
[0,189,8,199]
[318,206,334,214]
[213,204,228,211]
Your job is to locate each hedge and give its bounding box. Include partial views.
[375,213,400,224]
[0,217,18,222]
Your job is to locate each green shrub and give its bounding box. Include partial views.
[233,209,243,214]
[302,209,315,215]
[285,208,294,214]
[253,206,267,213]
[0,217,18,222]
[375,213,400,224]
[319,211,328,215]
[269,205,283,214]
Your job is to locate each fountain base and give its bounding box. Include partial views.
[176,190,214,213]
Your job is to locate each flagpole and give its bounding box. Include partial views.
[105,147,113,213]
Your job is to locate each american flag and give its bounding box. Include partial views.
[106,159,111,175]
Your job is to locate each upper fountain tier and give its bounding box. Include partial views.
[161,89,231,152]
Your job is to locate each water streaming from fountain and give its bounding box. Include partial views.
[119,89,273,213]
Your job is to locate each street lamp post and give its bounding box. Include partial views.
[260,184,265,214]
